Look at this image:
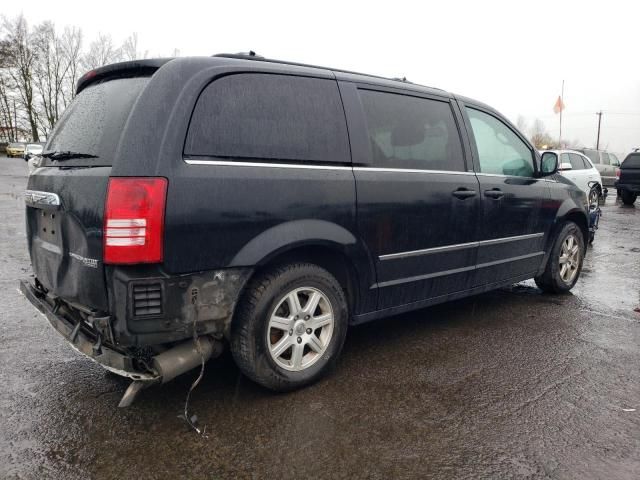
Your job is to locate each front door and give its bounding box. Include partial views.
[462,105,548,286]
[342,84,481,310]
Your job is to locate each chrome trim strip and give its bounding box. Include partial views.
[379,240,477,260]
[184,159,476,175]
[376,265,476,288]
[354,167,475,175]
[24,190,61,207]
[184,159,352,171]
[379,232,545,261]
[477,232,544,247]
[476,251,544,269]
[375,251,545,288]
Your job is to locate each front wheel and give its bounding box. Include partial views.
[230,263,348,392]
[588,187,599,210]
[535,222,585,293]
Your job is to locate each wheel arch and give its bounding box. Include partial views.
[229,220,373,319]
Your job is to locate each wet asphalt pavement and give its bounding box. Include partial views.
[0,156,638,479]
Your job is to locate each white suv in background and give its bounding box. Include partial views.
[544,149,604,206]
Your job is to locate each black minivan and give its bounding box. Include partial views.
[20,54,589,406]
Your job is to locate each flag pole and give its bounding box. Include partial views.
[559,80,564,147]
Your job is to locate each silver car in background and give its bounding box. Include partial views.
[576,148,621,187]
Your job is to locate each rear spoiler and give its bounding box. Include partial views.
[76,58,173,95]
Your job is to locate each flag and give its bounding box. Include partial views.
[553,96,565,114]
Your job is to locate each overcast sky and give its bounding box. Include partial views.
[6,0,639,154]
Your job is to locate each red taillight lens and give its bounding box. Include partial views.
[616,167,621,178]
[104,177,167,264]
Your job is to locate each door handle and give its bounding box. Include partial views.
[452,188,477,199]
[484,188,504,199]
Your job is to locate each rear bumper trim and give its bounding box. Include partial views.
[18,279,158,381]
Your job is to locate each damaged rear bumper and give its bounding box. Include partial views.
[19,279,157,381]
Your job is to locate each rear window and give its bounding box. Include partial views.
[44,77,149,166]
[184,73,350,164]
[569,153,586,170]
[622,154,640,168]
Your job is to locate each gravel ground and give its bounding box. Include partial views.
[0,156,638,479]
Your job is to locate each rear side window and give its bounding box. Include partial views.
[580,154,593,168]
[45,77,150,166]
[358,90,465,171]
[466,108,534,177]
[569,153,586,170]
[184,74,350,164]
[601,152,610,165]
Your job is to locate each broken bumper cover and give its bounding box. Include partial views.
[18,279,157,381]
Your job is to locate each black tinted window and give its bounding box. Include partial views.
[45,77,149,166]
[622,154,640,168]
[359,90,464,171]
[185,74,350,163]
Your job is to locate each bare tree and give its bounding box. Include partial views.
[83,33,121,70]
[60,26,82,103]
[121,32,147,61]
[32,21,71,136]
[1,14,40,141]
[516,115,528,134]
[529,118,556,149]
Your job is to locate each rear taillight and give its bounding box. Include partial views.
[104,177,167,264]
[616,167,621,178]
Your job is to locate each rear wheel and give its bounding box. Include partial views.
[620,190,637,206]
[535,222,584,293]
[230,263,348,392]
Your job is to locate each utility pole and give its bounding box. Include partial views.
[595,111,603,150]
[559,80,564,146]
[13,99,17,142]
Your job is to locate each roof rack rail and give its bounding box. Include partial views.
[213,53,439,91]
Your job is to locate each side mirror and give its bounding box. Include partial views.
[540,152,558,176]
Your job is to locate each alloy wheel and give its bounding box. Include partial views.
[559,234,580,283]
[267,287,334,371]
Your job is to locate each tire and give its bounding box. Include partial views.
[230,263,348,392]
[535,222,585,293]
[588,187,599,210]
[620,190,637,206]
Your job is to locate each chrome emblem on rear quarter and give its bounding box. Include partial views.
[69,252,99,268]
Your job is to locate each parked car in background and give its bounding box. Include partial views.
[24,143,43,160]
[615,152,640,205]
[6,142,25,158]
[544,149,603,207]
[19,55,590,407]
[576,148,621,187]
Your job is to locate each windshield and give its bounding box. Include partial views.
[43,76,149,166]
